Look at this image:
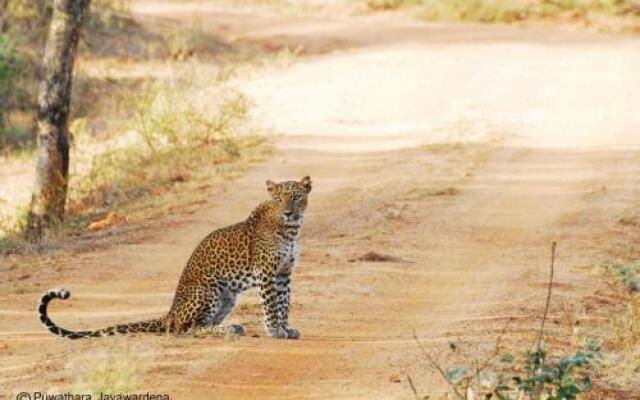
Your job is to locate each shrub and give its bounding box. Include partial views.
[421,0,529,22]
[494,349,597,399]
[366,0,640,25]
[0,34,22,132]
[367,0,423,10]
[606,260,640,293]
[414,333,598,399]
[66,71,257,220]
[413,243,597,399]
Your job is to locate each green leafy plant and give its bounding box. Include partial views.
[493,348,597,400]
[413,331,598,399]
[0,34,22,131]
[606,260,640,293]
[0,30,36,153]
[412,243,598,399]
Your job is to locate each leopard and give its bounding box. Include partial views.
[38,176,312,340]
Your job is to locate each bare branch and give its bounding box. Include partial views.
[412,328,465,400]
[537,241,557,351]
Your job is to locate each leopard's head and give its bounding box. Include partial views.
[266,176,312,223]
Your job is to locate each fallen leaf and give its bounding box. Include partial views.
[87,213,126,231]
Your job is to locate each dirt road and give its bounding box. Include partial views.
[2,3,640,399]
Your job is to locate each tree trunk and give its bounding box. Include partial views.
[0,0,9,33]
[25,0,91,242]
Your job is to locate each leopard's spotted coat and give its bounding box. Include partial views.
[38,177,312,340]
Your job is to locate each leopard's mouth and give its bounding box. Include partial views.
[283,213,301,223]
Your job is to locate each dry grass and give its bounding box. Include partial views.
[575,257,640,392]
[0,62,271,254]
[603,261,640,387]
[363,0,640,33]
[0,1,296,253]
[603,283,640,388]
[67,70,256,215]
[70,350,142,396]
[366,0,423,10]
[0,46,299,248]
[419,0,532,22]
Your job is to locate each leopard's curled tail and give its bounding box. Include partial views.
[38,288,167,339]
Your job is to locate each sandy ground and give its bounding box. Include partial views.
[1,3,640,399]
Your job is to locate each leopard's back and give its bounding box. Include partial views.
[177,221,254,288]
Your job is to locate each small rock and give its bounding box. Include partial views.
[358,251,406,263]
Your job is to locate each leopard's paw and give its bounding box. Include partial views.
[226,324,246,336]
[270,326,300,339]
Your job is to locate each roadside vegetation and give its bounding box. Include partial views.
[365,0,640,33]
[600,257,640,392]
[413,335,599,399]
[0,1,272,253]
[411,243,601,399]
[0,34,27,148]
[606,259,640,293]
[0,0,132,151]
[71,348,142,396]
[411,242,640,398]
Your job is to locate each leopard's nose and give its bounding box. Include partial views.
[283,211,293,217]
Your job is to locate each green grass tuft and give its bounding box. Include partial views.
[607,260,640,293]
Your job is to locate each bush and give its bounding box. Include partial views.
[366,0,423,10]
[367,0,640,25]
[0,34,22,132]
[421,0,529,22]
[66,71,257,220]
[0,0,132,138]
[414,332,599,400]
[494,348,597,399]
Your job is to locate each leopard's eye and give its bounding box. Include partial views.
[294,194,303,201]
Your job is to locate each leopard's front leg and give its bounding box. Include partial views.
[275,272,299,338]
[259,273,299,339]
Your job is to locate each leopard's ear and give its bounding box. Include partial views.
[266,179,278,195]
[300,176,312,193]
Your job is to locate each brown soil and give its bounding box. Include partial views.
[1,2,640,399]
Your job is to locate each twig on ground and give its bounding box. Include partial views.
[405,373,420,400]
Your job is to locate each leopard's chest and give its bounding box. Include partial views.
[275,238,299,275]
